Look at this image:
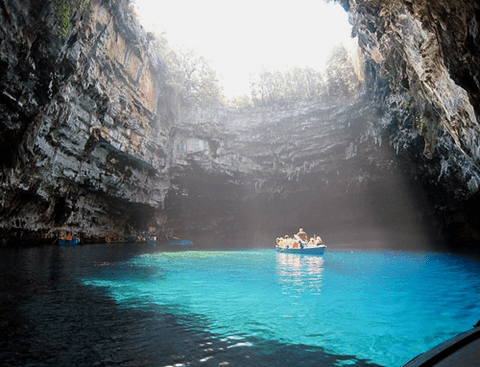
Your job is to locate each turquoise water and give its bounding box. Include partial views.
[82,250,480,366]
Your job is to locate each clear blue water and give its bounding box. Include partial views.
[82,249,480,366]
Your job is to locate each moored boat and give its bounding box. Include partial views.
[57,236,81,246]
[168,238,193,246]
[134,235,157,244]
[276,244,326,255]
[145,236,157,245]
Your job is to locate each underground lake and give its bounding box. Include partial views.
[1,243,479,366]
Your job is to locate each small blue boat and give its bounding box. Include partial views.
[145,236,157,245]
[168,239,193,246]
[57,236,81,246]
[276,245,326,255]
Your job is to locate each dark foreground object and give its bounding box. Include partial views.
[403,322,480,367]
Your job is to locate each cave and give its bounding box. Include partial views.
[0,0,479,258]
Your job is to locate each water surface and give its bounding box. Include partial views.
[1,244,479,366]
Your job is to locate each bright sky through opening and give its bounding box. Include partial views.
[133,0,356,99]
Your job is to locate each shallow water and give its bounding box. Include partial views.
[1,244,479,366]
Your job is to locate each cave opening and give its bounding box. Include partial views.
[3,1,480,366]
[1,0,479,256]
[131,0,469,252]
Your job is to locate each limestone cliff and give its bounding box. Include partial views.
[164,98,430,247]
[1,0,479,254]
[343,0,480,252]
[0,0,176,243]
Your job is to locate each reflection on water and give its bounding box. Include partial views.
[277,252,325,273]
[277,253,325,294]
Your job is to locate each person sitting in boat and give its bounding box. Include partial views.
[314,235,323,246]
[296,228,309,247]
[294,233,307,249]
[297,228,308,242]
[283,235,291,248]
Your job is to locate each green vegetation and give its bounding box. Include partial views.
[54,0,91,37]
[248,44,363,108]
[151,32,223,107]
[151,31,362,110]
[415,116,425,130]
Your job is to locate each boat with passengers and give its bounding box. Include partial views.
[275,228,326,255]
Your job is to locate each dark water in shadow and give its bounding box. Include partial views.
[0,244,380,367]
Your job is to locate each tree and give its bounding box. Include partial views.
[324,44,361,98]
[151,33,223,107]
[249,66,326,107]
[174,48,223,106]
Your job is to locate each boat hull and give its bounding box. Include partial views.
[402,324,480,366]
[276,245,326,255]
[58,238,80,246]
[168,239,193,246]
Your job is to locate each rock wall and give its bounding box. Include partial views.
[0,0,176,244]
[164,0,480,252]
[164,98,431,248]
[343,0,480,252]
[1,0,479,254]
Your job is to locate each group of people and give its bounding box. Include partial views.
[276,228,323,249]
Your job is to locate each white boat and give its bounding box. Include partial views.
[275,244,326,255]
